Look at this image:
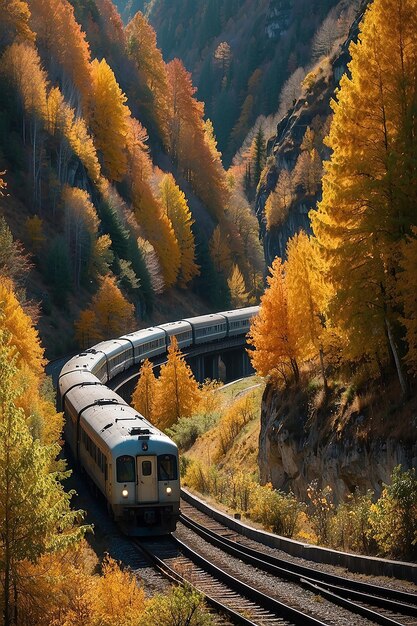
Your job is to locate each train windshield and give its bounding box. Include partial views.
[116,455,135,482]
[157,454,178,481]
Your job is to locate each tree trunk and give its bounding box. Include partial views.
[319,346,328,392]
[290,358,299,383]
[385,316,408,397]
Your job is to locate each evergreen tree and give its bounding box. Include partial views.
[251,125,266,189]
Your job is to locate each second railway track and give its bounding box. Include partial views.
[169,500,417,626]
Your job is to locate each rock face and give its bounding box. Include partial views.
[259,383,417,503]
[265,0,291,40]
[256,2,368,264]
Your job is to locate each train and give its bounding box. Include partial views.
[58,306,259,535]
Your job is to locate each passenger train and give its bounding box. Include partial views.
[58,306,259,535]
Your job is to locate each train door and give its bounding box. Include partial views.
[136,456,158,503]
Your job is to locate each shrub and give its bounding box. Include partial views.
[330,490,374,553]
[141,584,214,626]
[250,483,304,536]
[369,466,417,560]
[167,411,218,451]
[307,480,334,545]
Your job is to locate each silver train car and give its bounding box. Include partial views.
[58,306,259,535]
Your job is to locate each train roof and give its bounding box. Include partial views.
[156,320,192,336]
[120,326,165,346]
[219,306,259,320]
[182,313,227,328]
[59,370,101,398]
[79,402,175,452]
[59,350,107,379]
[91,338,132,357]
[65,383,128,417]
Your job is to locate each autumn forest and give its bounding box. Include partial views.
[1,0,417,622]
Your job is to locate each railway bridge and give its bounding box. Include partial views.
[109,334,254,403]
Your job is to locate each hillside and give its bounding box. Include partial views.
[117,0,347,164]
[0,0,264,357]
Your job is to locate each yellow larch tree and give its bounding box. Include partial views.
[0,277,62,445]
[209,225,232,274]
[125,12,172,146]
[265,169,294,230]
[0,277,44,378]
[132,358,157,422]
[90,233,113,280]
[1,41,47,122]
[85,557,146,626]
[46,85,101,183]
[310,0,417,395]
[285,232,329,388]
[0,0,34,45]
[25,215,45,251]
[75,309,97,349]
[227,264,248,308]
[158,173,199,287]
[128,120,180,288]
[29,0,92,106]
[89,58,130,182]
[77,274,135,342]
[248,257,299,383]
[0,340,86,626]
[154,337,201,430]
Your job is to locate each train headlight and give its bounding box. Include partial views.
[166,487,172,495]
[122,488,129,498]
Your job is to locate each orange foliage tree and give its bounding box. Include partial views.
[46,86,100,184]
[29,0,92,106]
[62,185,99,288]
[89,58,130,182]
[158,173,199,287]
[0,0,34,45]
[126,12,172,145]
[154,337,201,430]
[167,59,229,219]
[286,232,329,388]
[75,274,135,343]
[248,257,299,383]
[128,120,180,288]
[132,358,157,421]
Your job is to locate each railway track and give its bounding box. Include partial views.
[134,536,329,626]
[176,503,417,626]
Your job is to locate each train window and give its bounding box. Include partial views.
[142,461,152,476]
[116,455,135,482]
[158,455,178,481]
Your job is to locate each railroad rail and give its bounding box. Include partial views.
[181,489,417,584]
[179,510,417,626]
[134,536,329,626]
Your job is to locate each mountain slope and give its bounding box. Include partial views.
[116,0,343,164]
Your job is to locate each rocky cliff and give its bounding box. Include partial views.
[259,381,417,503]
[256,2,367,263]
